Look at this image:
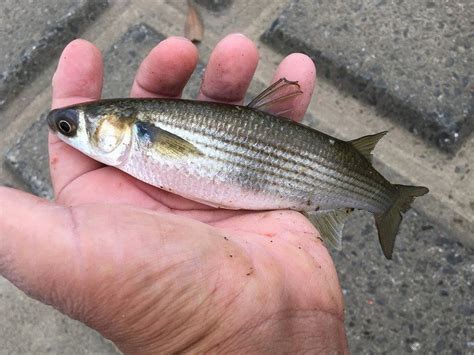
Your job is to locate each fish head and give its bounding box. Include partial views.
[47,104,134,166]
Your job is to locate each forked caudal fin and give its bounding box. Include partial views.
[375,184,429,259]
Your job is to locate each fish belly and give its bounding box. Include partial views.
[119,144,300,210]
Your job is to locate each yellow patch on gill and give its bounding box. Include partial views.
[92,114,133,153]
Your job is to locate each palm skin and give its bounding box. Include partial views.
[0,34,347,353]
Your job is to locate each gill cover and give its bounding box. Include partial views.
[90,114,133,165]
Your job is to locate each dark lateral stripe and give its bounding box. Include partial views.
[203,148,389,209]
[204,143,378,197]
[158,117,390,200]
[146,112,392,205]
[182,135,390,208]
[159,109,346,169]
[158,124,392,206]
[202,153,349,204]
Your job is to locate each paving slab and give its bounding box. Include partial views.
[194,0,233,12]
[331,210,473,353]
[4,114,51,198]
[101,23,165,98]
[0,0,109,110]
[262,0,473,152]
[0,277,117,353]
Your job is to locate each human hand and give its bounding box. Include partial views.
[0,34,347,353]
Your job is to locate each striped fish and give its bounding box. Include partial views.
[47,79,428,259]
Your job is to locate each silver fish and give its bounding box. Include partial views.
[47,79,429,259]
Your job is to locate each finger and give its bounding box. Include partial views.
[198,33,259,104]
[130,36,198,98]
[268,53,316,122]
[50,39,104,198]
[0,187,81,308]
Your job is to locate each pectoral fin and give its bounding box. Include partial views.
[303,209,353,250]
[135,121,203,158]
[247,78,303,114]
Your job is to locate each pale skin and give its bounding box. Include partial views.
[0,34,348,353]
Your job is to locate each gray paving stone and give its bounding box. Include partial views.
[0,279,118,353]
[0,0,109,110]
[194,0,233,12]
[102,24,165,98]
[4,114,51,198]
[262,0,473,152]
[4,23,206,199]
[331,210,473,354]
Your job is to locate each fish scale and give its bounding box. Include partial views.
[47,95,429,259]
[138,100,394,212]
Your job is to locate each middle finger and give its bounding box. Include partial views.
[130,36,198,98]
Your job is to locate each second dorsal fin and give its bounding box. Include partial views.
[349,131,388,162]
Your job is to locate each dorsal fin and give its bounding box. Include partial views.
[303,208,353,250]
[349,131,388,162]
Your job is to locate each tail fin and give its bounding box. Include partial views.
[375,184,429,259]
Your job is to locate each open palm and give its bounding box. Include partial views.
[0,34,346,353]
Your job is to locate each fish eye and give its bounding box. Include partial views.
[58,120,73,134]
[47,108,79,137]
[55,114,77,137]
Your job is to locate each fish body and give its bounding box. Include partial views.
[47,97,428,259]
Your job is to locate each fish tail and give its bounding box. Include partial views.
[374,184,429,259]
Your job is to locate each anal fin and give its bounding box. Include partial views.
[303,209,353,250]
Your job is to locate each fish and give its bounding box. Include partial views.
[47,78,429,259]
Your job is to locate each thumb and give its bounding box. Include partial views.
[0,187,81,308]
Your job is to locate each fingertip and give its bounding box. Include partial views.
[271,53,317,121]
[281,53,316,77]
[151,36,199,66]
[199,33,259,103]
[131,36,199,98]
[61,38,102,56]
[167,35,199,48]
[217,33,259,57]
[52,39,103,108]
